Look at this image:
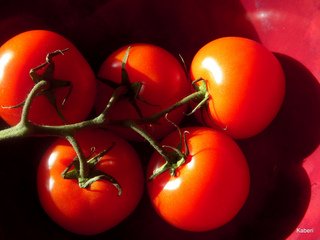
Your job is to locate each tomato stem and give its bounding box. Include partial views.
[0,80,48,140]
[143,89,205,123]
[99,85,128,121]
[126,121,186,180]
[108,78,209,126]
[65,135,90,181]
[21,80,48,125]
[148,125,190,180]
[149,145,186,180]
[29,48,71,123]
[187,78,210,115]
[126,121,171,162]
[61,141,122,195]
[0,49,210,189]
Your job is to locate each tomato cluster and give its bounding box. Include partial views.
[0,30,285,236]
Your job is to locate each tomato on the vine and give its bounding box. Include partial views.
[190,37,285,139]
[147,127,250,232]
[37,129,144,235]
[0,30,96,126]
[95,43,190,141]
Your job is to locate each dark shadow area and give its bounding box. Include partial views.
[0,137,57,239]
[0,0,260,72]
[271,54,320,162]
[233,53,319,239]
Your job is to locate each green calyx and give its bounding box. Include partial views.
[62,142,122,196]
[187,78,210,115]
[149,146,187,180]
[98,46,157,119]
[149,125,190,181]
[29,48,72,123]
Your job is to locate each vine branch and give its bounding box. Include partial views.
[0,48,210,187]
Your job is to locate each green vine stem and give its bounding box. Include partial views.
[0,82,128,140]
[125,121,171,162]
[0,80,48,140]
[124,120,188,181]
[142,81,208,123]
[65,135,90,181]
[0,49,210,188]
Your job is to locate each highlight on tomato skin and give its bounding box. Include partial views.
[190,36,286,139]
[37,129,145,235]
[0,29,285,237]
[0,30,97,126]
[95,43,191,141]
[147,127,250,232]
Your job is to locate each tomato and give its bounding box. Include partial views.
[190,37,285,139]
[0,30,96,126]
[37,129,144,235]
[147,127,250,232]
[95,43,190,141]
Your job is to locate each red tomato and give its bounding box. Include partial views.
[37,129,144,235]
[0,30,96,126]
[190,37,285,139]
[147,127,250,232]
[95,43,190,141]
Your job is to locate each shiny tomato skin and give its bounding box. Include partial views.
[95,43,190,141]
[37,129,144,235]
[191,37,285,139]
[0,30,96,126]
[147,127,250,232]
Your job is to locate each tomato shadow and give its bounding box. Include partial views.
[232,53,320,239]
[272,54,320,162]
